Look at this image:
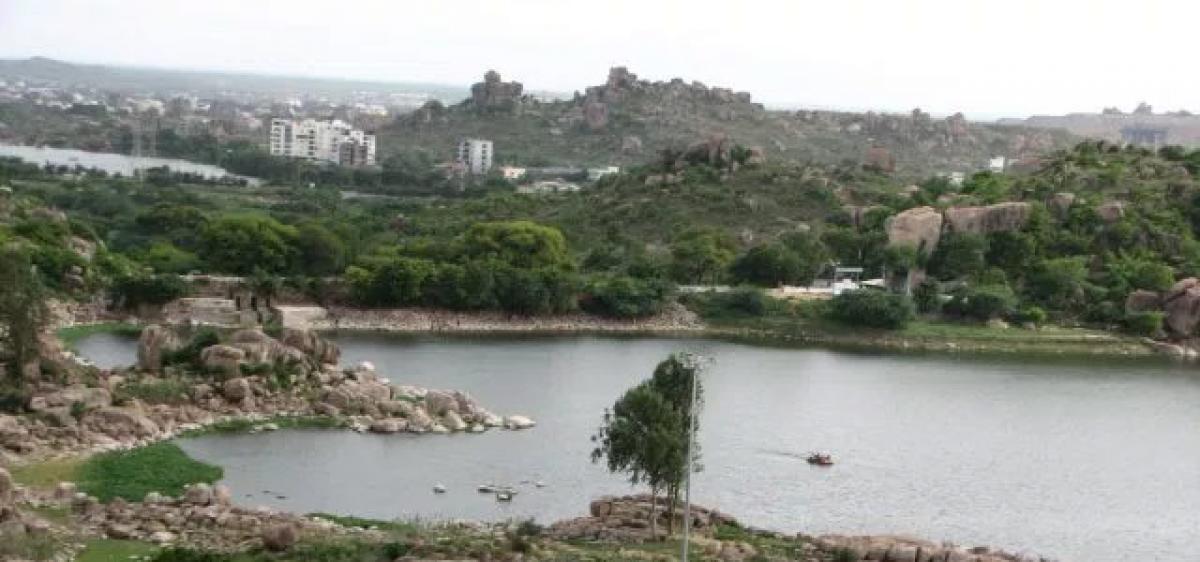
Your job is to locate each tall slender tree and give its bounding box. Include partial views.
[0,249,49,384]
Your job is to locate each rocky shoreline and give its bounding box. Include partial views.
[297,302,706,333]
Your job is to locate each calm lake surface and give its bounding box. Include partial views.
[0,144,261,185]
[76,332,1200,561]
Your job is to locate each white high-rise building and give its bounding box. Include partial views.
[457,139,494,175]
[269,118,376,166]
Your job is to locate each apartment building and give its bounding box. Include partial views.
[456,138,494,175]
[269,118,376,166]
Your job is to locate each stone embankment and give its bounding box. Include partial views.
[307,302,704,333]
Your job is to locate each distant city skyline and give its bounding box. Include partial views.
[0,0,1193,120]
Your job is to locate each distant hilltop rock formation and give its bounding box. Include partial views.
[999,103,1200,147]
[386,66,1075,174]
[469,70,525,112]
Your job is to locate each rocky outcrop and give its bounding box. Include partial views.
[200,345,246,376]
[1163,278,1200,335]
[943,202,1032,235]
[137,325,182,372]
[583,101,608,130]
[815,535,1046,562]
[262,523,298,551]
[470,70,523,112]
[279,329,340,366]
[549,495,736,542]
[79,407,161,441]
[885,206,943,255]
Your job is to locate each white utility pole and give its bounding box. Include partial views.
[680,356,700,562]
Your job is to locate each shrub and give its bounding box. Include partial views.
[828,290,914,329]
[162,329,220,369]
[110,274,189,310]
[1012,305,1048,326]
[581,275,673,318]
[1124,311,1165,337]
[113,379,192,406]
[912,280,941,313]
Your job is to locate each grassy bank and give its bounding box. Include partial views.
[78,442,223,502]
[57,322,143,348]
[12,442,224,501]
[687,294,1154,358]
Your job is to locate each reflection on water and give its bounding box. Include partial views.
[75,332,1200,561]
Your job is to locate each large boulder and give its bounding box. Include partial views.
[222,378,251,402]
[423,390,458,416]
[228,329,305,366]
[943,202,1031,235]
[885,206,943,255]
[200,345,246,376]
[1126,290,1162,314]
[369,419,406,434]
[80,407,160,440]
[279,329,340,365]
[1163,278,1200,335]
[137,325,182,372]
[262,523,298,551]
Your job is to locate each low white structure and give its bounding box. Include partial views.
[516,180,580,194]
[988,156,1007,173]
[587,166,620,181]
[500,165,526,180]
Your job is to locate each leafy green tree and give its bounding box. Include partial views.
[928,233,988,281]
[1025,257,1091,313]
[944,284,1016,321]
[779,230,830,283]
[460,221,571,270]
[912,280,941,313]
[199,215,298,275]
[296,223,347,276]
[592,354,702,535]
[110,274,189,311]
[138,242,201,274]
[730,243,803,286]
[0,249,49,383]
[669,228,736,284]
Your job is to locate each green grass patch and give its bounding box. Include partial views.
[10,456,84,489]
[76,442,223,502]
[0,532,59,561]
[77,539,160,562]
[57,323,143,348]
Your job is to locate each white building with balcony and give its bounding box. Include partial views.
[269,118,376,166]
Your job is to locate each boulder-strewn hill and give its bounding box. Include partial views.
[382,67,1076,176]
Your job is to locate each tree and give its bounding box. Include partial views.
[669,228,736,285]
[295,223,347,276]
[730,243,803,286]
[581,275,673,318]
[0,249,49,383]
[928,233,988,281]
[199,215,298,275]
[1025,257,1090,313]
[592,354,703,536]
[459,221,572,270]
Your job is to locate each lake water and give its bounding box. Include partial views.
[0,144,261,185]
[75,332,1200,561]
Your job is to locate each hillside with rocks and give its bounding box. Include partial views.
[382,67,1075,176]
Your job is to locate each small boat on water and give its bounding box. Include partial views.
[477,484,496,493]
[495,490,514,502]
[806,452,834,466]
[433,484,447,494]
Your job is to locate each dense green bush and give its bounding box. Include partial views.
[827,289,914,329]
[912,280,941,313]
[1124,311,1165,337]
[581,275,673,318]
[944,284,1017,321]
[110,274,189,310]
[113,379,192,406]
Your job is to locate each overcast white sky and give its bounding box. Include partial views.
[0,0,1192,118]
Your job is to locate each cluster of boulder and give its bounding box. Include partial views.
[14,479,346,552]
[815,535,1053,562]
[548,494,737,543]
[1,325,533,462]
[1126,277,1200,356]
[0,467,53,538]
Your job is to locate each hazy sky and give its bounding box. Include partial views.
[0,0,1192,118]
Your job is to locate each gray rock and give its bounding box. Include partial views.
[262,523,298,551]
[137,325,182,372]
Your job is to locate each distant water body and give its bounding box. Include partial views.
[0,144,261,186]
